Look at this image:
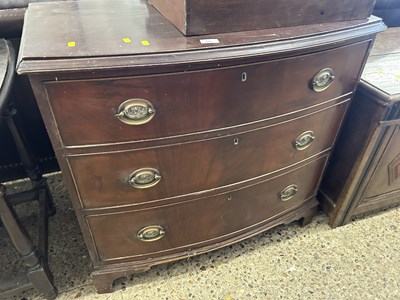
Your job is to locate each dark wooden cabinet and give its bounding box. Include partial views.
[16,0,384,294]
[319,28,400,227]
[148,0,375,36]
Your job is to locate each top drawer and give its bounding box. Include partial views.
[44,42,370,147]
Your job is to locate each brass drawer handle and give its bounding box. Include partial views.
[128,168,161,189]
[137,225,165,242]
[294,131,315,151]
[311,68,335,92]
[116,98,155,125]
[280,184,298,201]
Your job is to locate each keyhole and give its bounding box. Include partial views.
[242,72,247,82]
[227,195,232,201]
[234,138,240,145]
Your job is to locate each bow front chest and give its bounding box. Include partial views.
[17,0,385,293]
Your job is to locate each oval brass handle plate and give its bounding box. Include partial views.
[128,168,162,189]
[280,184,298,201]
[311,68,335,92]
[116,98,155,125]
[137,225,165,242]
[294,131,315,151]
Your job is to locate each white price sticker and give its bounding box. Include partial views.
[199,39,220,44]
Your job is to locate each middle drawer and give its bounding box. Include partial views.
[68,102,347,209]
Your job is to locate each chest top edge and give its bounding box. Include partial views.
[16,0,385,75]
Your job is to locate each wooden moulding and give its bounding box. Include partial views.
[148,0,376,36]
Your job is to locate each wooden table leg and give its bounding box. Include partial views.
[0,184,57,299]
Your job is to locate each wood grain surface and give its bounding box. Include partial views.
[319,29,400,227]
[88,155,327,261]
[362,28,400,97]
[68,102,348,209]
[45,41,368,147]
[17,0,385,74]
[18,0,385,292]
[150,0,375,35]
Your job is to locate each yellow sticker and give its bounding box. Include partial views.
[141,40,150,46]
[377,69,383,74]
[67,41,76,47]
[122,38,132,43]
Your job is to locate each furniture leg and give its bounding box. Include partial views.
[92,265,150,294]
[0,184,57,299]
[4,105,56,216]
[299,201,318,226]
[91,272,119,294]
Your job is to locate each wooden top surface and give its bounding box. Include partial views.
[17,0,385,74]
[361,28,400,99]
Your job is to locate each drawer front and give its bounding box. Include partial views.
[87,155,327,261]
[46,42,369,146]
[69,102,347,208]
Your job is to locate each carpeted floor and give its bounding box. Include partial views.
[1,174,399,300]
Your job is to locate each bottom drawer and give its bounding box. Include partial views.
[88,155,327,262]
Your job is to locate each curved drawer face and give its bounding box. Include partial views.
[68,102,347,209]
[87,156,327,262]
[45,42,369,146]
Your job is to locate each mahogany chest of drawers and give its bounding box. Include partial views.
[16,0,384,293]
[319,28,400,227]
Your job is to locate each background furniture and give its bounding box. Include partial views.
[0,0,69,182]
[0,0,69,38]
[373,0,400,27]
[17,0,384,293]
[319,28,400,227]
[0,39,57,300]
